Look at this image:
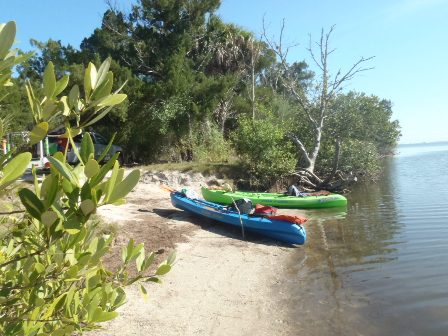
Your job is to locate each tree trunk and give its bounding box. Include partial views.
[262,23,373,190]
[251,55,256,119]
[319,139,341,188]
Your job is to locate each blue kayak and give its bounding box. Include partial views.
[170,192,306,245]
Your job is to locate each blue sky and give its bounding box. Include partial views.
[2,0,448,144]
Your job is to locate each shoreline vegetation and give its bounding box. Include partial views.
[399,140,448,146]
[4,1,401,192]
[0,0,400,333]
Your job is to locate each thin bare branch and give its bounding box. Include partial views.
[329,56,375,96]
[308,34,324,72]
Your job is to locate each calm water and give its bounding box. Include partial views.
[286,143,448,335]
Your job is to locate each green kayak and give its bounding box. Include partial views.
[201,187,347,209]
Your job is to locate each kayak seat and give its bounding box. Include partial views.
[253,204,278,216]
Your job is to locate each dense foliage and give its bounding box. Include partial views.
[0,21,173,334]
[1,0,401,189]
[232,110,296,189]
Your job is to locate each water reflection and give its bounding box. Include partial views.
[303,158,402,273]
[280,146,448,335]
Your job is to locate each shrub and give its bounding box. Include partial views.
[339,139,381,179]
[231,112,296,189]
[193,121,233,163]
[0,21,173,335]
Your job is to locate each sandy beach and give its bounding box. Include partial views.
[88,171,305,336]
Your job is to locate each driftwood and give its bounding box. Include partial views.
[291,167,357,192]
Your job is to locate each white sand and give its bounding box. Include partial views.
[90,171,299,336]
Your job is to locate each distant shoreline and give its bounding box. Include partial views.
[399,141,448,147]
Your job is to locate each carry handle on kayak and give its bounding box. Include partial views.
[160,184,176,192]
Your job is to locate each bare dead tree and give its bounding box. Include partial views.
[243,36,262,120]
[262,21,373,189]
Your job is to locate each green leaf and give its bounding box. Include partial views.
[87,274,101,289]
[81,181,93,201]
[91,72,113,101]
[29,122,49,145]
[121,246,127,264]
[81,105,114,128]
[53,150,65,162]
[54,74,69,96]
[166,251,176,265]
[130,243,144,263]
[104,160,119,203]
[84,159,100,179]
[80,133,94,164]
[155,263,171,276]
[92,308,118,323]
[145,276,162,284]
[89,64,98,90]
[87,295,100,321]
[51,326,74,336]
[126,239,135,263]
[41,175,59,207]
[111,198,126,206]
[41,211,58,226]
[35,263,45,274]
[88,237,99,255]
[95,57,111,88]
[143,253,155,271]
[84,62,96,98]
[65,287,76,308]
[76,253,91,268]
[0,152,31,190]
[68,84,79,108]
[63,216,82,234]
[0,73,12,90]
[41,100,57,121]
[97,94,127,107]
[122,239,142,264]
[61,178,73,194]
[48,156,79,187]
[6,239,14,255]
[60,96,70,116]
[18,188,45,220]
[80,199,95,216]
[90,152,119,187]
[43,61,56,98]
[97,132,116,162]
[0,21,16,60]
[108,169,140,204]
[66,186,80,205]
[136,249,145,272]
[116,168,125,185]
[139,284,148,301]
[24,81,34,113]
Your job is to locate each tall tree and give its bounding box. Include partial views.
[80,1,268,161]
[263,23,374,189]
[328,92,401,155]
